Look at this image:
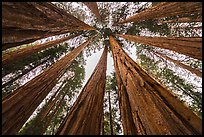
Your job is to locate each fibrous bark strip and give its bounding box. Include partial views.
[2,2,95,50]
[117,34,202,61]
[2,37,94,135]
[109,35,202,135]
[56,46,108,135]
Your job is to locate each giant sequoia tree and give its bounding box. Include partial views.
[2,2,202,135]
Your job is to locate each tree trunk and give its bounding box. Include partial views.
[2,2,95,50]
[116,34,202,61]
[2,37,94,135]
[154,52,202,78]
[2,33,81,67]
[83,2,101,21]
[108,91,114,135]
[109,35,202,135]
[159,17,202,24]
[41,93,67,134]
[171,25,202,30]
[2,56,52,89]
[56,46,108,135]
[118,2,202,24]
[20,81,63,135]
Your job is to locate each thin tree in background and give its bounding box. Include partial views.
[108,91,114,135]
[1,2,202,135]
[117,34,202,61]
[56,46,108,135]
[154,51,202,78]
[2,2,95,50]
[117,2,201,24]
[158,16,202,24]
[83,2,102,21]
[2,37,95,135]
[109,35,201,135]
[2,33,81,67]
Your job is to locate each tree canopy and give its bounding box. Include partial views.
[2,2,202,135]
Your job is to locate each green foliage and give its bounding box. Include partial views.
[2,43,69,77]
[2,43,71,98]
[126,19,171,36]
[18,51,85,135]
[136,51,202,117]
[102,73,122,135]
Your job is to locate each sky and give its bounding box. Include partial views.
[83,43,137,87]
[4,2,202,134]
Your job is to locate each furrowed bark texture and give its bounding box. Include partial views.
[155,52,202,78]
[2,33,81,67]
[2,37,93,135]
[56,46,108,135]
[118,2,202,24]
[21,76,70,135]
[83,2,101,21]
[109,35,202,135]
[117,34,202,61]
[2,2,95,50]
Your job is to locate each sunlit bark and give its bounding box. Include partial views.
[2,33,81,67]
[117,34,202,61]
[83,2,101,21]
[56,46,108,135]
[2,37,94,135]
[2,2,95,50]
[155,52,202,78]
[118,2,202,24]
[109,35,202,135]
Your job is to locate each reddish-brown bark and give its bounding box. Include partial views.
[117,34,202,61]
[118,2,202,24]
[2,33,81,67]
[109,35,202,135]
[56,46,108,135]
[2,2,95,50]
[2,37,94,135]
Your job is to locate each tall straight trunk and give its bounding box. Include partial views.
[2,36,94,135]
[155,52,202,78]
[171,25,202,30]
[109,41,137,135]
[159,17,202,24]
[2,56,51,89]
[108,91,114,135]
[21,73,73,135]
[83,2,101,21]
[2,33,81,67]
[2,2,95,50]
[118,2,201,24]
[109,35,202,135]
[41,93,67,134]
[116,34,202,61]
[56,46,108,135]
[40,86,66,122]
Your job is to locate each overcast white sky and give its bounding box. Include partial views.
[83,44,137,86]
